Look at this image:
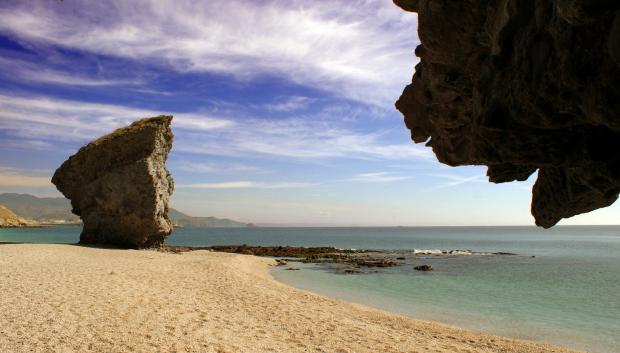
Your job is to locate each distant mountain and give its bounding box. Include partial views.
[168,208,248,228]
[0,193,79,223]
[0,203,33,227]
[0,193,249,228]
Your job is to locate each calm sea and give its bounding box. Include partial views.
[2,226,619,352]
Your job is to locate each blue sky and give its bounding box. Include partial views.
[0,0,617,226]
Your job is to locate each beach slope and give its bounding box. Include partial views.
[0,244,578,353]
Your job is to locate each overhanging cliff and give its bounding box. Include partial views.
[394,0,620,227]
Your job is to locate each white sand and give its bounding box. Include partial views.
[0,244,580,353]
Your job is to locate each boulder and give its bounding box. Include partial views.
[52,116,174,248]
[394,0,620,227]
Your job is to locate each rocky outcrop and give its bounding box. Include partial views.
[0,204,33,227]
[414,264,433,271]
[394,0,620,227]
[52,116,174,248]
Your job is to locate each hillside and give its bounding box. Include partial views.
[0,193,79,224]
[0,193,248,228]
[168,208,248,228]
[0,203,33,227]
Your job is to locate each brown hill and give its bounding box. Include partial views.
[0,203,33,227]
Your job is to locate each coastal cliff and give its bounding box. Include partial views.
[394,0,620,227]
[52,116,175,248]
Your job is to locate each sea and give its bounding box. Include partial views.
[1,225,619,353]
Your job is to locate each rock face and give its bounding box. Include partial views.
[52,116,174,248]
[0,204,32,227]
[394,0,620,227]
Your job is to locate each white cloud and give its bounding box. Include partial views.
[265,96,313,112]
[177,181,313,189]
[0,138,52,150]
[175,117,431,160]
[351,172,411,182]
[0,92,430,161]
[22,70,140,87]
[426,173,487,190]
[0,57,144,87]
[175,161,261,174]
[0,167,52,187]
[0,93,234,142]
[0,0,418,105]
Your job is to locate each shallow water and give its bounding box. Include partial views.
[2,225,619,352]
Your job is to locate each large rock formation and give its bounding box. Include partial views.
[394,0,620,227]
[52,116,174,248]
[0,204,33,227]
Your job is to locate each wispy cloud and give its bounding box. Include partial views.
[0,92,430,161]
[176,181,313,189]
[0,0,418,104]
[0,138,52,151]
[426,173,486,190]
[0,167,52,187]
[175,161,261,174]
[0,93,234,143]
[265,96,313,112]
[0,57,144,87]
[175,118,431,160]
[350,172,411,182]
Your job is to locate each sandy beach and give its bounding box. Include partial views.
[0,244,579,353]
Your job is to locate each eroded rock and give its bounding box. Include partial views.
[52,116,174,248]
[394,0,620,227]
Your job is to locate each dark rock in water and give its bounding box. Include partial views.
[52,116,174,248]
[354,259,401,268]
[396,256,406,260]
[196,245,368,258]
[285,267,300,271]
[169,245,400,269]
[394,0,620,228]
[414,265,433,271]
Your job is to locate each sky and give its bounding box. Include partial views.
[0,0,617,226]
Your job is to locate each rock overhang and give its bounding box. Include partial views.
[393,0,620,227]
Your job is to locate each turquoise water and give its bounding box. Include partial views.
[2,226,619,352]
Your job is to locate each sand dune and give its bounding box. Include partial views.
[0,244,579,353]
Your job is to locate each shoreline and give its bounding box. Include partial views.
[0,244,581,353]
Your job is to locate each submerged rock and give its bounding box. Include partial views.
[52,116,174,248]
[414,265,433,271]
[394,0,620,227]
[339,268,363,274]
